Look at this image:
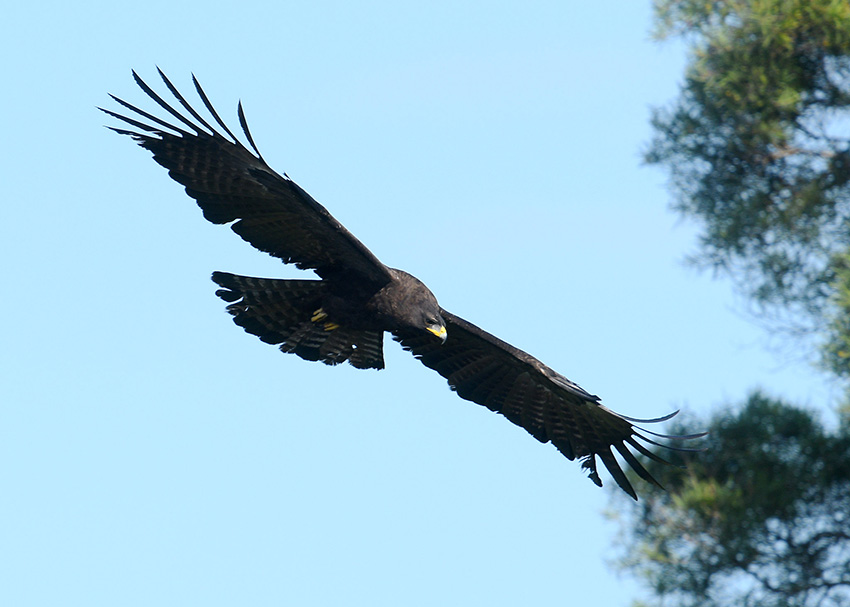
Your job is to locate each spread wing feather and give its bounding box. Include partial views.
[395,310,705,499]
[105,70,705,498]
[101,69,392,289]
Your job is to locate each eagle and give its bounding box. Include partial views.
[102,69,703,499]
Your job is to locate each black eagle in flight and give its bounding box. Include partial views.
[102,69,703,499]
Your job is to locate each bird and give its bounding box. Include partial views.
[101,69,704,499]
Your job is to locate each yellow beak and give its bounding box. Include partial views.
[427,325,448,343]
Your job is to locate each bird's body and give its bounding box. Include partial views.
[211,267,443,370]
[103,70,703,499]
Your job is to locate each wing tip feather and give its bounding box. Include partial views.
[586,407,707,499]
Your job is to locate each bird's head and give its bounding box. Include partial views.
[387,269,447,343]
[410,285,446,343]
[424,312,447,343]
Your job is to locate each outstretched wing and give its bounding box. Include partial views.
[101,69,393,289]
[395,310,705,499]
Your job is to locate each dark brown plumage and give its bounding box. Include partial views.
[102,69,704,499]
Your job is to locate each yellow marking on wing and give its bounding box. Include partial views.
[311,308,328,322]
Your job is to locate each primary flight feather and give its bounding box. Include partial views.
[102,69,704,499]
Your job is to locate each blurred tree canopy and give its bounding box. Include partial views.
[645,0,850,375]
[613,3,850,605]
[611,392,850,607]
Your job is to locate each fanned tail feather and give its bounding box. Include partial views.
[212,272,385,370]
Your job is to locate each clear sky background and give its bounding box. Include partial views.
[1,2,836,606]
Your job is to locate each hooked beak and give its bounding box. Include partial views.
[427,324,447,343]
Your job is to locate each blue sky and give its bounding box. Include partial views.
[1,2,835,606]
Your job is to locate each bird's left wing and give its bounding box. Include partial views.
[394,310,704,499]
[101,69,393,290]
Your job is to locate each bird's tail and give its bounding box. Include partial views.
[212,272,385,369]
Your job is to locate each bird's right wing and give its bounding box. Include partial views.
[101,69,393,290]
[395,309,705,499]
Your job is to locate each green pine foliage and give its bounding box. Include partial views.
[824,249,850,377]
[614,5,850,605]
[646,0,850,373]
[611,393,850,607]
